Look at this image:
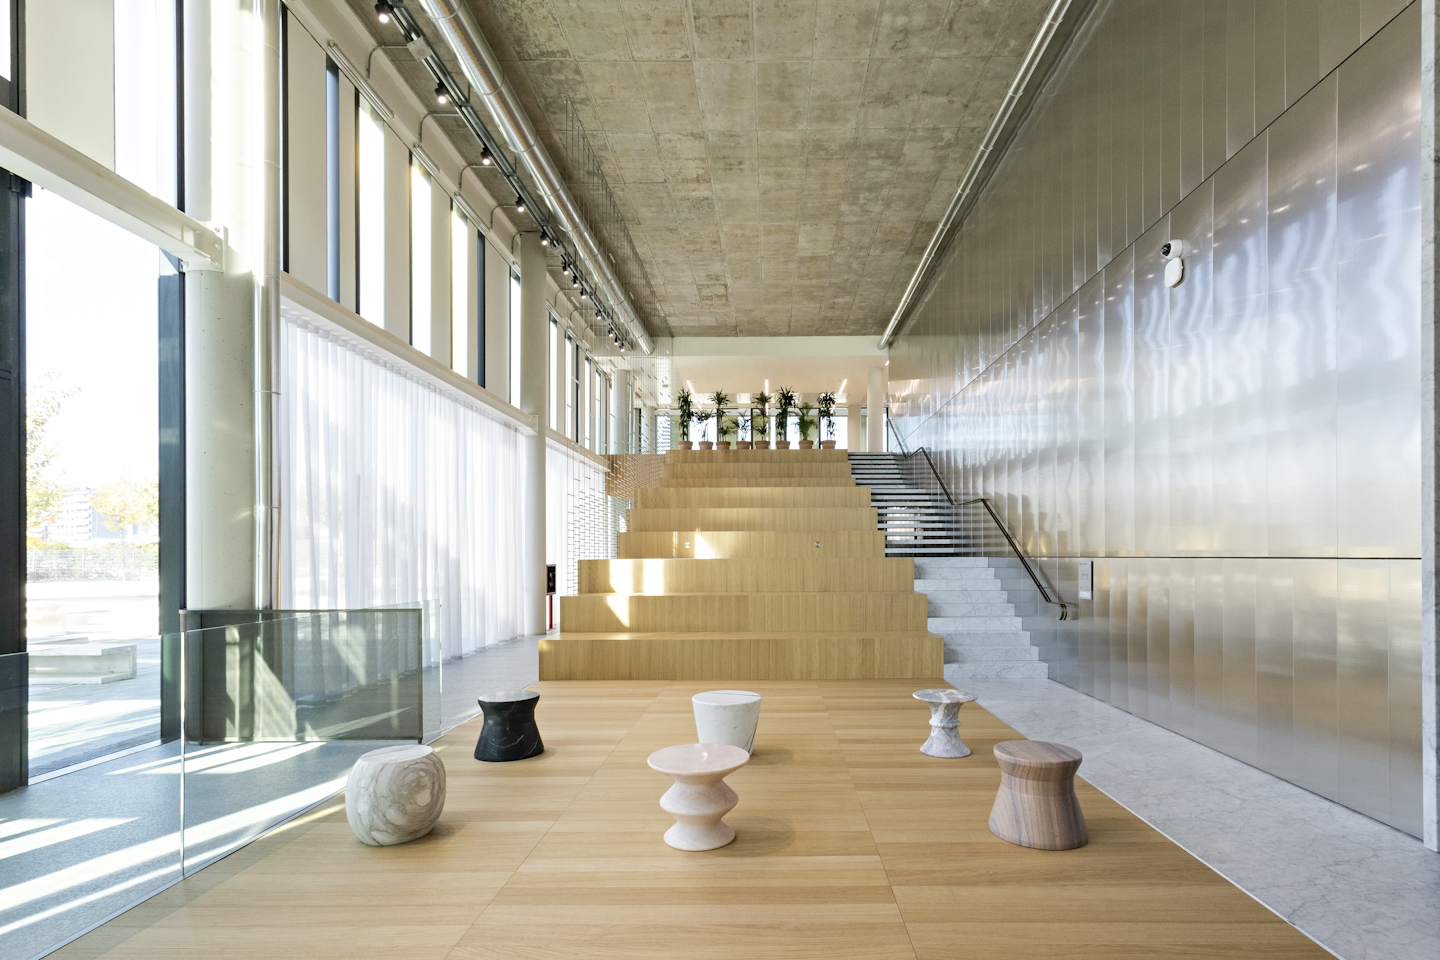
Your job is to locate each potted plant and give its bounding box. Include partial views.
[693,405,714,450]
[711,390,731,449]
[751,391,771,450]
[676,388,694,450]
[817,391,837,449]
[735,402,753,450]
[797,402,817,449]
[775,387,797,449]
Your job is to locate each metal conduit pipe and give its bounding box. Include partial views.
[876,0,1073,351]
[415,0,655,355]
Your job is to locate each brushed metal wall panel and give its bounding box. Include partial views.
[1292,559,1339,799]
[1335,8,1422,558]
[1128,558,1152,719]
[1124,9,1145,245]
[1091,559,1111,700]
[1226,0,1257,160]
[1194,558,1227,748]
[1319,0,1362,76]
[1077,274,1106,555]
[1057,299,1080,556]
[1104,250,1136,556]
[1110,558,1129,713]
[1285,0,1322,107]
[1175,1,1206,198]
[1255,560,1296,781]
[1387,559,1422,836]
[1254,0,1287,131]
[1133,218,1171,556]
[1336,559,1392,822]
[1079,38,1098,282]
[1159,3,1186,214]
[1266,73,1338,558]
[1037,316,1058,559]
[1146,558,1173,728]
[1140,0,1164,231]
[1222,558,1259,765]
[1211,133,1270,556]
[1097,14,1118,267]
[1168,183,1216,556]
[1202,1,1229,180]
[1169,558,1198,738]
[1362,0,1411,33]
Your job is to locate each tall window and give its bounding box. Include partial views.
[451,207,467,375]
[583,356,593,448]
[475,236,486,387]
[357,101,385,324]
[410,162,431,354]
[509,268,522,405]
[592,366,602,452]
[548,317,558,430]
[325,59,340,300]
[565,334,575,439]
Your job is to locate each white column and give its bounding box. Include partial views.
[519,234,548,635]
[846,403,861,451]
[866,367,884,452]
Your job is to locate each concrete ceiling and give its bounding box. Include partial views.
[463,0,1056,338]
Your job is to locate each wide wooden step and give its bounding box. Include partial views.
[663,463,853,480]
[618,530,885,559]
[666,449,850,463]
[559,592,929,633]
[625,507,878,532]
[656,477,856,488]
[538,631,944,680]
[579,557,916,594]
[636,486,872,508]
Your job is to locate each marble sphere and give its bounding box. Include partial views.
[346,744,447,846]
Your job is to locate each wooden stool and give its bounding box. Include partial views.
[989,740,1088,850]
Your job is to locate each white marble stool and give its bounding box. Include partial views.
[345,744,447,846]
[913,688,978,758]
[647,743,750,851]
[692,690,762,752]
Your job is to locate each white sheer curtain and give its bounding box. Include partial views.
[279,316,524,659]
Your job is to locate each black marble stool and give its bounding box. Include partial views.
[474,690,543,762]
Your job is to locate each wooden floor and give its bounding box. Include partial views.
[55,680,1328,960]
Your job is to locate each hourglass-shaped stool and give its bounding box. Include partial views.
[646,743,749,851]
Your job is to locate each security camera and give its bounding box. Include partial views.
[1160,239,1186,260]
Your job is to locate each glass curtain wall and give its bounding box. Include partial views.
[356,102,385,324]
[409,162,431,354]
[508,268,521,405]
[450,207,467,374]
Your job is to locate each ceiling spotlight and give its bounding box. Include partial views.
[514,194,526,213]
[579,285,588,300]
[539,230,550,247]
[375,0,395,23]
[572,273,579,288]
[561,259,570,277]
[480,145,493,166]
[435,83,449,105]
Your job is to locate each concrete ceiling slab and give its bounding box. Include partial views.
[457,0,1055,339]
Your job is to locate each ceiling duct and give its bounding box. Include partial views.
[415,0,655,355]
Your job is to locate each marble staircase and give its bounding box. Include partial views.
[915,556,1049,681]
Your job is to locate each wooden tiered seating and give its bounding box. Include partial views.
[541,448,943,680]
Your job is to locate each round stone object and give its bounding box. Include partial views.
[989,740,1088,850]
[692,690,762,753]
[345,744,447,846]
[647,743,750,851]
[912,688,978,758]
[474,689,543,762]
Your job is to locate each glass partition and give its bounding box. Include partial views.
[0,607,423,960]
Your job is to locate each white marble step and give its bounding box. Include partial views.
[945,643,1040,662]
[928,615,1025,631]
[945,661,1049,680]
[928,601,1018,617]
[936,630,1034,645]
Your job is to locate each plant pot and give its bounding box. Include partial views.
[777,441,793,450]
[799,440,815,449]
[735,441,752,450]
[820,441,836,449]
[698,441,714,450]
[678,441,693,450]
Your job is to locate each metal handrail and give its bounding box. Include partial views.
[883,421,1071,620]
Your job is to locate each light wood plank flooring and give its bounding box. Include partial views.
[52,680,1328,960]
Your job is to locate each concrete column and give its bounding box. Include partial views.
[846,403,862,451]
[518,234,548,636]
[866,367,884,452]
[183,0,269,611]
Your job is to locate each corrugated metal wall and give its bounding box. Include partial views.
[888,0,1422,836]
